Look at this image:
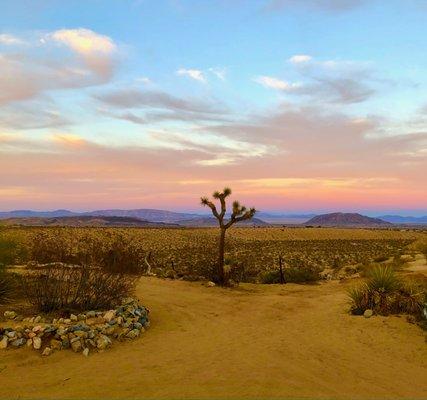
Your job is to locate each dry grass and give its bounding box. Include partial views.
[20,264,137,312]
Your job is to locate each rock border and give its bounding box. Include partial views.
[0,298,149,356]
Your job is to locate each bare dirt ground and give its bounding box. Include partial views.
[406,253,427,274]
[1,276,426,399]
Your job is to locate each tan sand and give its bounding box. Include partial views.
[1,277,426,399]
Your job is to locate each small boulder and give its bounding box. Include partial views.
[103,310,116,322]
[50,339,62,350]
[42,347,52,356]
[32,337,42,350]
[96,334,111,350]
[206,281,216,287]
[363,309,373,318]
[126,329,140,339]
[0,336,8,349]
[71,339,82,353]
[11,338,25,347]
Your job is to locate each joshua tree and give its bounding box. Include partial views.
[201,187,256,286]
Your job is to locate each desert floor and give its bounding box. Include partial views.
[1,271,426,399]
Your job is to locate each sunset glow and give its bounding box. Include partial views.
[1,1,426,215]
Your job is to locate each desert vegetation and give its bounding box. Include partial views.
[348,264,427,320]
[20,264,137,312]
[0,226,423,285]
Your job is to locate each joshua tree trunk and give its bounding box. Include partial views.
[279,255,285,284]
[218,227,226,285]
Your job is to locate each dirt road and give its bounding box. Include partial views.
[1,277,426,399]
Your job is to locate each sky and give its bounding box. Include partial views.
[0,0,426,215]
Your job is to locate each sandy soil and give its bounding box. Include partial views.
[1,277,426,399]
[406,254,427,274]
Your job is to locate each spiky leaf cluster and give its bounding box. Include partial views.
[200,188,256,228]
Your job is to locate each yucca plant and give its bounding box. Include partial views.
[366,264,401,294]
[348,264,426,318]
[347,283,370,315]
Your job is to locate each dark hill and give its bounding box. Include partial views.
[305,213,392,227]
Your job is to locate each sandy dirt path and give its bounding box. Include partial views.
[1,277,426,399]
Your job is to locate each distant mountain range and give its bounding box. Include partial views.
[0,209,198,223]
[377,215,427,224]
[0,209,268,227]
[0,209,426,227]
[0,216,179,227]
[305,213,391,227]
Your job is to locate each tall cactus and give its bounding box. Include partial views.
[201,187,256,286]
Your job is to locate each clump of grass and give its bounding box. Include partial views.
[20,264,137,312]
[348,264,426,318]
[0,266,19,304]
[366,265,400,293]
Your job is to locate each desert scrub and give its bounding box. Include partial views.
[261,257,321,284]
[348,265,426,318]
[0,266,19,304]
[20,264,137,312]
[0,231,28,267]
[0,226,419,282]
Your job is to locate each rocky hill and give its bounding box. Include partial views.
[305,213,392,227]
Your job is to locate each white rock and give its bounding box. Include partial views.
[33,337,42,350]
[0,336,8,349]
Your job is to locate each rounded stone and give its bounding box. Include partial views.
[33,337,42,350]
[71,339,82,353]
[42,347,52,356]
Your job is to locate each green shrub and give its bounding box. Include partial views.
[366,265,401,294]
[348,265,426,318]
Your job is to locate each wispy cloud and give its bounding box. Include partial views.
[289,54,312,64]
[208,67,227,81]
[256,56,378,104]
[176,68,206,83]
[0,33,25,45]
[0,28,119,106]
[254,76,301,91]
